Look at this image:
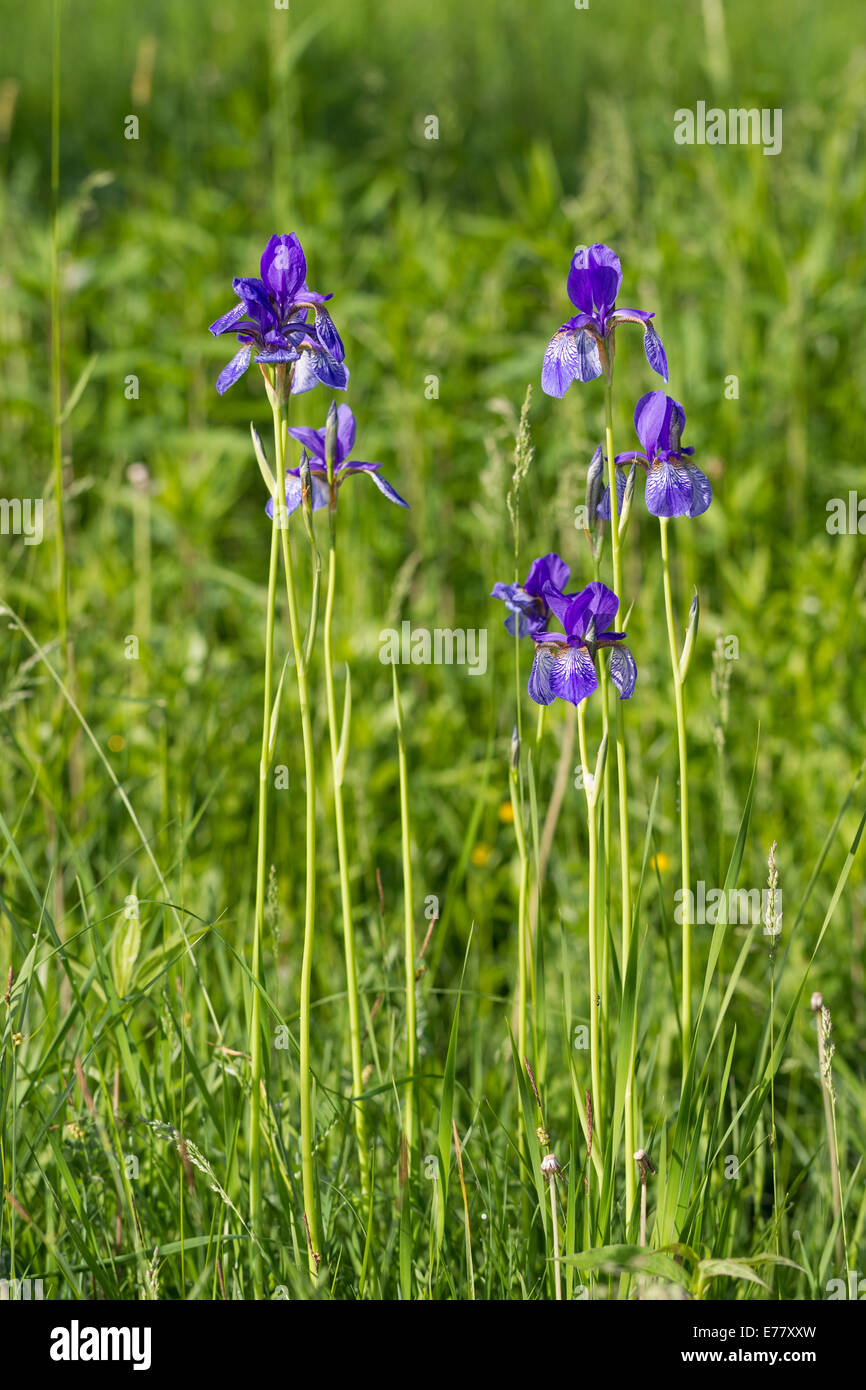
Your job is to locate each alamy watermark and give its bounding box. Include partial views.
[675,880,782,927]
[379,622,487,676]
[0,498,43,545]
[674,102,782,156]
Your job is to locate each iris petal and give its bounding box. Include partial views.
[608,643,637,699]
[587,243,623,315]
[265,472,329,519]
[524,552,570,598]
[216,343,252,395]
[686,466,713,517]
[645,461,694,518]
[562,580,620,639]
[634,390,671,459]
[542,328,583,397]
[351,466,409,508]
[528,645,558,705]
[548,644,598,705]
[566,250,594,315]
[643,323,669,381]
[209,301,249,337]
[314,307,345,362]
[286,425,327,459]
[335,403,356,458]
[596,465,628,521]
[260,234,307,311]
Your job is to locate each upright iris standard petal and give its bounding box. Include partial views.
[525,552,570,597]
[260,234,307,312]
[586,243,622,317]
[634,390,672,459]
[492,553,570,638]
[286,424,329,459]
[608,643,637,699]
[491,583,538,638]
[335,402,356,458]
[566,249,594,315]
[548,579,619,640]
[216,343,253,395]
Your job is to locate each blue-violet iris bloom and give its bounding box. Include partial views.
[209,233,349,397]
[490,553,570,638]
[597,391,712,520]
[528,580,637,706]
[542,242,668,396]
[265,403,408,518]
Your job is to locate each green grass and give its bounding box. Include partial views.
[1,0,865,1300]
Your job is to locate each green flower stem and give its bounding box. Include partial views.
[323,509,369,1190]
[392,665,418,1167]
[509,756,531,1067]
[248,488,281,1300]
[659,517,692,1078]
[577,699,602,1146]
[602,364,636,1218]
[50,0,67,666]
[272,397,320,1280]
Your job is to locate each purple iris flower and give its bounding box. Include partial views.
[541,243,668,396]
[528,580,637,707]
[209,234,349,397]
[490,553,570,638]
[265,403,408,519]
[597,391,712,520]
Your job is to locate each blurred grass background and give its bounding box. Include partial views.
[1,0,865,1297]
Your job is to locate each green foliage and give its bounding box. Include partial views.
[1,0,864,1299]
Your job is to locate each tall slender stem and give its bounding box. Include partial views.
[50,0,67,664]
[659,517,692,1078]
[248,496,280,1299]
[323,514,369,1188]
[272,398,320,1279]
[509,755,530,1067]
[392,666,417,1167]
[602,363,635,1216]
[577,701,602,1146]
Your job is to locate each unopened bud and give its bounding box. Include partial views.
[810,991,823,1013]
[325,399,338,482]
[617,462,637,540]
[541,1153,562,1180]
[585,445,604,520]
